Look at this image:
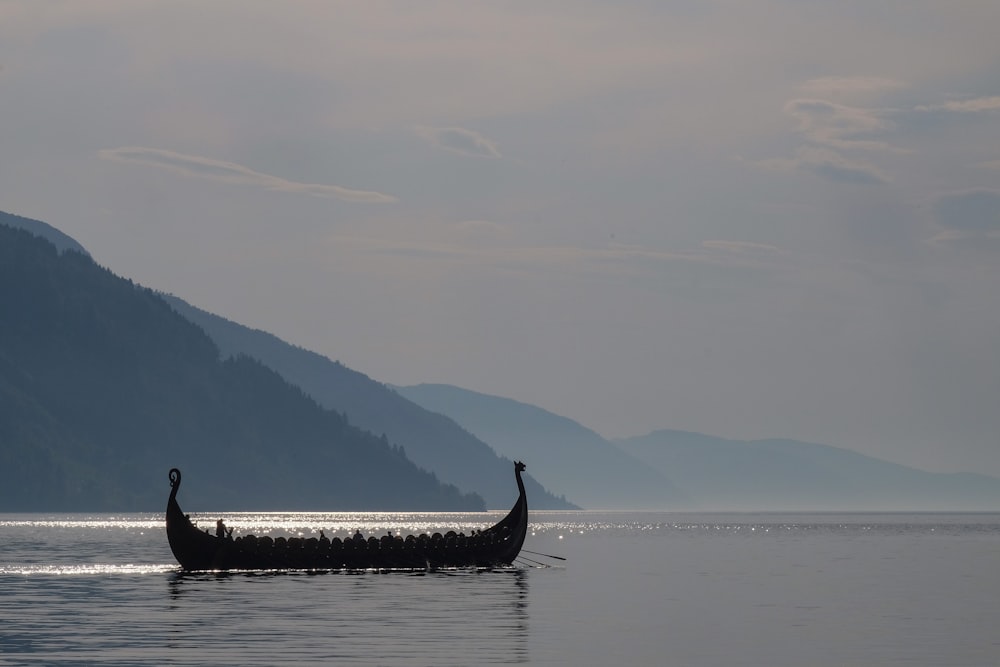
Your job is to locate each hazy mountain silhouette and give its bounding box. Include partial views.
[395,385,1000,510]
[394,384,686,509]
[9,209,999,511]
[0,210,90,257]
[0,219,483,511]
[616,429,1000,510]
[160,296,575,510]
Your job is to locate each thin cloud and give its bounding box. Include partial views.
[756,147,889,185]
[768,86,1000,191]
[927,189,1000,252]
[810,160,887,185]
[784,98,899,152]
[416,126,501,158]
[916,96,1000,114]
[799,76,906,99]
[98,147,397,203]
[702,240,781,254]
[932,189,1000,234]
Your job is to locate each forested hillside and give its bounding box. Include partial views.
[0,210,89,256]
[0,222,483,511]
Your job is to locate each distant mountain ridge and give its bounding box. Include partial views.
[1,210,570,510]
[396,386,1000,511]
[615,430,1000,510]
[7,208,1000,511]
[394,383,685,509]
[160,296,575,510]
[0,219,482,511]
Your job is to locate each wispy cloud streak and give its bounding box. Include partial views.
[916,96,1000,113]
[416,126,501,158]
[99,147,397,203]
[757,147,889,185]
[783,99,900,153]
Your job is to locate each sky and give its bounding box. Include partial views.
[2,2,999,476]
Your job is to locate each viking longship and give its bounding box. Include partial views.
[165,461,528,571]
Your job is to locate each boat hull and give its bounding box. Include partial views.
[165,464,528,572]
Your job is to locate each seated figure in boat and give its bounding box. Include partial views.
[216,519,233,539]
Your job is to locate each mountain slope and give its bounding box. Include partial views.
[394,383,686,509]
[0,221,482,511]
[0,210,89,257]
[161,296,575,510]
[616,429,1000,510]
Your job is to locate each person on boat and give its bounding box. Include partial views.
[216,519,226,538]
[353,529,364,543]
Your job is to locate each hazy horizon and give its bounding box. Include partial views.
[2,2,998,477]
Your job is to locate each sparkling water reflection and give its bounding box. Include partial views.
[2,512,1000,666]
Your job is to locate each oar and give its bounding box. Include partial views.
[515,555,551,568]
[522,549,566,561]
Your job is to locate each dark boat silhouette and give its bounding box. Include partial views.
[165,461,528,571]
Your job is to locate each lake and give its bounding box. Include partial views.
[2,511,999,666]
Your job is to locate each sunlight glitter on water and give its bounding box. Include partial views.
[181,510,514,538]
[0,517,163,529]
[0,511,517,538]
[0,563,176,576]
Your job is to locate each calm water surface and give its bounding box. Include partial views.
[2,511,999,666]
